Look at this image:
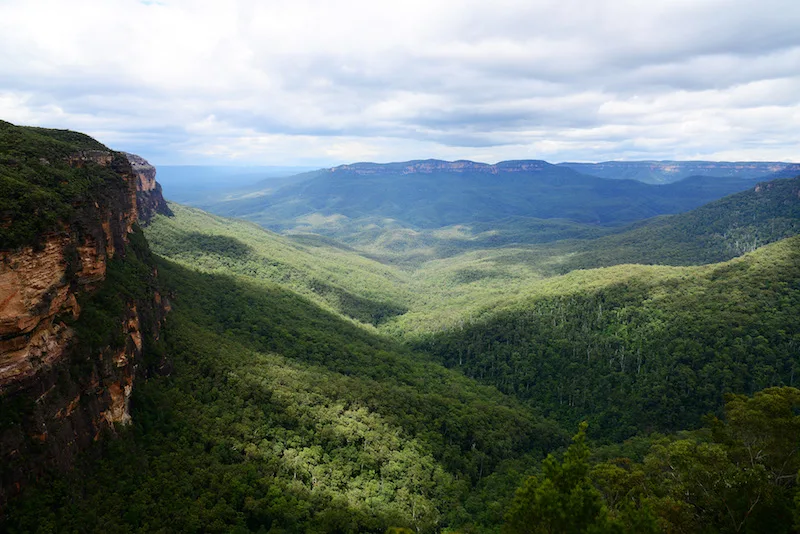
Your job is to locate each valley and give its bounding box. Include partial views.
[1,121,799,533]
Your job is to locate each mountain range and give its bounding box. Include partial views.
[1,121,799,533]
[557,160,800,184]
[202,159,778,233]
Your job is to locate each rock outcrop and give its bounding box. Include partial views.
[0,125,168,509]
[125,152,173,225]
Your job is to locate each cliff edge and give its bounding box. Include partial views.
[0,121,168,509]
[124,152,173,225]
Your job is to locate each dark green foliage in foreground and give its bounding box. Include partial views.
[419,237,800,442]
[0,120,126,248]
[3,258,565,533]
[506,387,800,533]
[592,387,800,533]
[504,423,608,534]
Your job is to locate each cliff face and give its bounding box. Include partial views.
[125,152,173,225]
[0,124,168,509]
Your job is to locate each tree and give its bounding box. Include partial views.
[504,422,604,533]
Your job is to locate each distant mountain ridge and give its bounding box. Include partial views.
[330,159,559,175]
[558,160,800,184]
[207,157,771,230]
[324,159,800,183]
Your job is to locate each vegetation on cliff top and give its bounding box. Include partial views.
[0,120,128,249]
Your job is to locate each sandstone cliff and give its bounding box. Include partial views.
[0,122,168,509]
[125,152,173,225]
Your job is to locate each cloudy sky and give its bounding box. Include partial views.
[1,0,799,166]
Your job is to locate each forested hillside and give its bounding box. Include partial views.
[3,242,565,533]
[560,176,800,270]
[144,204,414,325]
[3,132,799,532]
[141,196,800,444]
[417,237,800,441]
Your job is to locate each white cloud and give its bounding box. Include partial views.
[0,0,798,165]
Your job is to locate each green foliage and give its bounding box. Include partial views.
[504,388,800,533]
[145,204,413,326]
[635,387,800,533]
[562,176,800,270]
[504,422,607,534]
[0,120,124,249]
[3,256,565,532]
[417,237,800,441]
[795,471,800,531]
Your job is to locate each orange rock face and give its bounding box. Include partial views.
[0,147,169,508]
[125,152,173,224]
[0,147,140,391]
[102,378,133,426]
[0,197,133,390]
[0,235,76,387]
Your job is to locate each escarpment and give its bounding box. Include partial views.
[125,152,173,224]
[0,121,169,509]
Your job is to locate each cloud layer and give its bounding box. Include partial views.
[1,0,799,165]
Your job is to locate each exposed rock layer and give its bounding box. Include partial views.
[0,147,168,509]
[125,152,173,225]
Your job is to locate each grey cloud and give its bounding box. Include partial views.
[1,0,799,164]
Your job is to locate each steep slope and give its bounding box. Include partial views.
[144,204,412,325]
[0,122,168,508]
[206,159,763,232]
[125,152,173,224]
[415,236,800,441]
[560,175,800,271]
[558,160,800,184]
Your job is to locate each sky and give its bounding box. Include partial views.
[1,0,799,166]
